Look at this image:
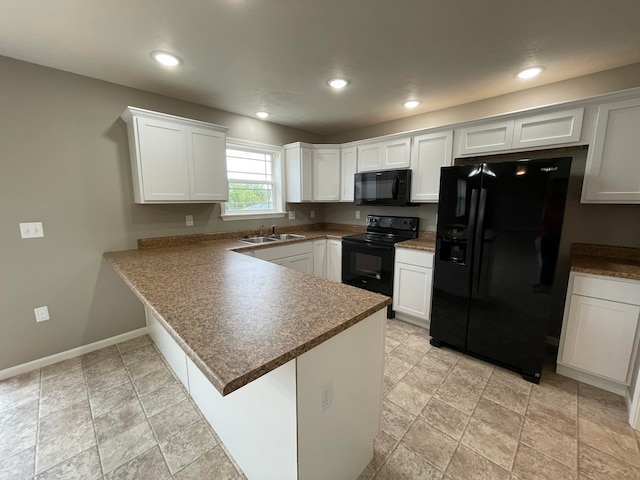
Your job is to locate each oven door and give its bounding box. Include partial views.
[341,240,395,297]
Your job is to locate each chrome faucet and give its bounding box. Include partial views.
[258,225,265,236]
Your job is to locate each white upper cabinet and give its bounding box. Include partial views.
[357,137,411,172]
[121,107,228,204]
[582,97,640,203]
[512,108,584,150]
[410,130,454,202]
[456,108,584,157]
[340,146,357,202]
[456,120,514,156]
[284,142,313,203]
[312,147,341,202]
[285,143,341,203]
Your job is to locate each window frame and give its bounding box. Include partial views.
[220,138,286,221]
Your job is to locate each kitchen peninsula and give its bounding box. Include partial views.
[104,233,390,480]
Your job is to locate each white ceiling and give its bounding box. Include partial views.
[2,0,640,135]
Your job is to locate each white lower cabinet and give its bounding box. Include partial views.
[149,307,385,480]
[558,273,640,392]
[326,239,342,282]
[392,248,434,328]
[254,241,313,274]
[313,239,327,278]
[145,306,189,390]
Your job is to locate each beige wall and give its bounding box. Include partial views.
[0,55,324,370]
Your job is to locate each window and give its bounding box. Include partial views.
[221,140,285,220]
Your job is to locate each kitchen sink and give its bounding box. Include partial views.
[268,234,306,240]
[237,236,279,244]
[237,233,305,244]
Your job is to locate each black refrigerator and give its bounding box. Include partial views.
[429,157,571,383]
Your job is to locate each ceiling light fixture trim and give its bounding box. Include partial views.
[255,111,270,119]
[403,100,421,109]
[151,51,182,67]
[517,66,544,79]
[327,78,350,89]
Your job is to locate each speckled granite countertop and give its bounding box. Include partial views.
[570,243,640,281]
[396,231,436,252]
[104,229,390,396]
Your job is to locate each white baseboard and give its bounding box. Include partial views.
[556,364,627,396]
[0,327,149,381]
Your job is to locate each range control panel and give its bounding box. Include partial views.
[365,215,420,233]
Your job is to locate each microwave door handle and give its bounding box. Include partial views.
[392,177,399,199]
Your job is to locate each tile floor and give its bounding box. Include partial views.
[1,320,639,479]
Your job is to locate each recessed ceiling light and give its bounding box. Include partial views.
[151,51,182,67]
[403,100,421,109]
[255,111,270,119]
[517,66,544,79]
[327,78,350,89]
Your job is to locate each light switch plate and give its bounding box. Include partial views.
[355,211,361,220]
[185,215,194,227]
[310,210,315,219]
[19,222,44,239]
[288,211,296,220]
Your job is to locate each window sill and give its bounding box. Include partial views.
[220,212,287,222]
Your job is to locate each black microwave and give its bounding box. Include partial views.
[354,169,413,206]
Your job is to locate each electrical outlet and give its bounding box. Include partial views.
[34,306,50,322]
[185,215,194,227]
[310,210,315,219]
[19,222,44,239]
[288,211,296,220]
[320,381,332,413]
[355,210,361,220]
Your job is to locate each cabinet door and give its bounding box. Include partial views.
[383,138,411,170]
[188,126,228,201]
[561,294,640,384]
[285,253,313,274]
[582,97,640,203]
[392,262,433,322]
[512,108,583,150]
[410,131,453,202]
[313,148,341,202]
[313,240,326,278]
[457,120,514,156]
[136,117,191,202]
[285,143,313,203]
[340,147,357,202]
[357,143,384,172]
[326,239,342,282]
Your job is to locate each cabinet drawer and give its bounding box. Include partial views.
[395,248,434,268]
[572,275,640,305]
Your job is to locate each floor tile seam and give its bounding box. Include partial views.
[576,434,640,471]
[457,370,519,473]
[169,442,220,478]
[394,409,449,476]
[458,417,517,472]
[96,417,158,476]
[577,407,638,441]
[517,436,579,475]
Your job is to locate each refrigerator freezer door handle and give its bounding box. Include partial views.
[467,188,479,265]
[474,188,488,293]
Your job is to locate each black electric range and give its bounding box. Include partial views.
[342,215,420,316]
